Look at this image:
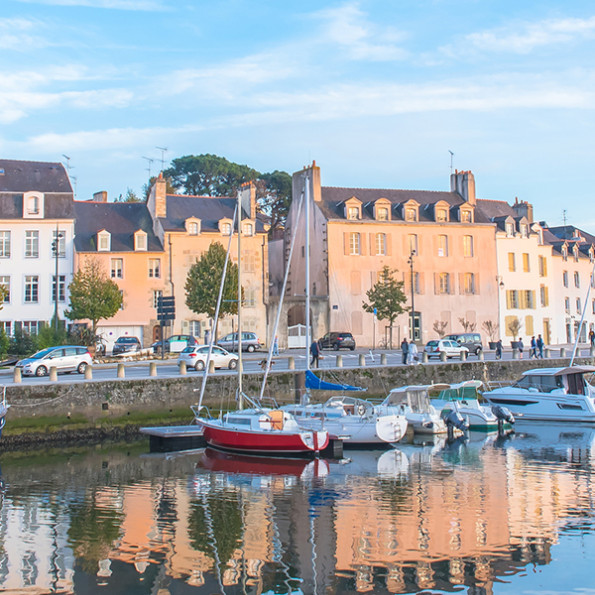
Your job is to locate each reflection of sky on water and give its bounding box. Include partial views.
[0,426,594,593]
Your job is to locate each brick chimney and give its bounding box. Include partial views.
[450,170,476,205]
[512,196,534,223]
[240,181,256,220]
[147,172,167,218]
[292,160,321,204]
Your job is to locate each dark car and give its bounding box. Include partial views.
[445,333,483,356]
[151,334,198,354]
[318,332,356,351]
[112,336,142,355]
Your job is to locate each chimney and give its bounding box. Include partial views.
[292,160,321,205]
[450,170,476,205]
[147,172,167,218]
[512,198,534,223]
[240,181,256,220]
[93,191,108,202]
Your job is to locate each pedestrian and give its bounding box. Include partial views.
[590,329,595,347]
[204,329,210,346]
[518,337,524,359]
[536,334,544,358]
[495,339,503,360]
[310,339,320,368]
[401,337,409,365]
[408,341,419,365]
[530,336,537,358]
[273,335,279,356]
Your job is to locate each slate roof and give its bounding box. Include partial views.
[159,194,267,233]
[546,225,595,245]
[0,159,72,193]
[74,201,163,252]
[475,199,516,220]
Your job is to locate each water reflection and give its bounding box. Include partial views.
[0,428,594,593]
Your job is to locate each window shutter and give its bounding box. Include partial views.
[506,291,512,309]
[386,234,392,256]
[449,273,455,294]
[474,272,479,294]
[458,273,464,294]
[434,273,439,295]
[344,232,349,255]
[360,233,366,255]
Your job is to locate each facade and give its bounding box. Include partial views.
[0,159,75,336]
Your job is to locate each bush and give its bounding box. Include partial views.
[0,328,9,360]
[9,327,38,356]
[37,323,68,350]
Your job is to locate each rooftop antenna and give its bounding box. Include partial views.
[448,150,454,174]
[156,146,168,171]
[62,154,75,197]
[563,209,568,226]
[142,156,154,178]
[71,175,77,199]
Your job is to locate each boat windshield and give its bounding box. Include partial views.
[512,374,564,393]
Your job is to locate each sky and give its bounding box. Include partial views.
[2,0,595,230]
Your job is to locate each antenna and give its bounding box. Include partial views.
[563,209,568,226]
[142,156,154,178]
[156,146,168,171]
[448,150,454,174]
[70,175,77,199]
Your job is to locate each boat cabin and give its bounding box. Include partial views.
[383,386,436,414]
[511,366,595,396]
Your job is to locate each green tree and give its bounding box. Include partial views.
[256,170,292,235]
[185,242,240,320]
[362,266,408,348]
[65,258,123,337]
[114,187,141,202]
[143,175,177,200]
[0,327,8,359]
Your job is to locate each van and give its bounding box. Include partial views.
[445,333,483,356]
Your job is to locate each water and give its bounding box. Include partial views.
[1,424,595,594]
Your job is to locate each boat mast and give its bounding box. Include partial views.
[570,256,595,366]
[305,174,311,372]
[237,189,243,408]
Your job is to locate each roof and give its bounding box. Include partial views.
[73,201,163,252]
[0,193,75,220]
[521,366,595,376]
[0,159,72,193]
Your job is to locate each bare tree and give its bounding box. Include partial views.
[481,320,499,343]
[458,317,477,332]
[507,317,522,341]
[433,320,448,338]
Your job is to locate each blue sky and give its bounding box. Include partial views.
[2,0,595,230]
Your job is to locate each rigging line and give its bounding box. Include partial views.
[259,191,305,400]
[328,268,354,332]
[570,256,595,366]
[197,203,239,411]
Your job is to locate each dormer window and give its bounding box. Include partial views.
[373,199,391,222]
[219,219,233,236]
[403,200,420,222]
[377,207,389,221]
[347,207,359,220]
[436,208,448,222]
[134,230,147,251]
[243,222,254,236]
[505,222,514,236]
[520,224,528,238]
[344,197,362,221]
[562,245,568,261]
[23,192,43,218]
[97,230,111,252]
[460,209,473,223]
[573,245,579,262]
[185,218,201,235]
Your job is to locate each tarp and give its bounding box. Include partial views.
[305,370,365,391]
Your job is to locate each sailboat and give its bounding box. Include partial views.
[193,185,329,456]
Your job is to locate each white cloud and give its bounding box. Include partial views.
[13,0,168,9]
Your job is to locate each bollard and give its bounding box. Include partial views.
[288,356,295,370]
[149,362,157,377]
[560,347,566,358]
[358,353,366,367]
[13,366,21,384]
[179,360,187,375]
[380,353,387,365]
[117,363,125,378]
[84,364,93,380]
[336,354,343,368]
[591,346,595,357]
[422,351,429,364]
[209,360,215,374]
[50,366,58,381]
[478,350,484,361]
[545,347,550,358]
[440,351,447,362]
[512,348,518,360]
[460,350,467,362]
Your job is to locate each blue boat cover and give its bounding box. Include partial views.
[305,370,365,391]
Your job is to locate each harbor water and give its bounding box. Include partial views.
[0,423,594,594]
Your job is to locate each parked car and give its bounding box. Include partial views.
[217,332,261,353]
[112,336,142,355]
[318,332,356,351]
[178,345,238,371]
[424,339,469,359]
[151,334,198,354]
[15,345,92,377]
[445,333,483,356]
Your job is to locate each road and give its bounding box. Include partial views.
[0,344,586,387]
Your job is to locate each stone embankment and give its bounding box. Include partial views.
[2,357,591,448]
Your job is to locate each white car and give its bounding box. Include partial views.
[424,339,469,359]
[16,345,92,377]
[178,345,238,371]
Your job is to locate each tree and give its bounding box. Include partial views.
[0,284,7,308]
[255,170,292,235]
[433,320,448,338]
[481,320,499,343]
[507,317,522,341]
[115,187,141,202]
[362,266,408,348]
[185,243,240,322]
[65,258,123,337]
[143,175,177,200]
[458,317,477,332]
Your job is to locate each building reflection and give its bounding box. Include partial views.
[0,426,593,593]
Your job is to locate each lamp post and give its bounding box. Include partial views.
[408,249,416,341]
[52,228,64,332]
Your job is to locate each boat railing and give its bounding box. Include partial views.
[190,404,214,421]
[486,380,514,390]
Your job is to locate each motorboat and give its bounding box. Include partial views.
[482,366,595,423]
[0,387,9,438]
[431,380,514,431]
[282,394,408,447]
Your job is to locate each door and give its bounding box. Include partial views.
[47,348,67,372]
[412,312,422,342]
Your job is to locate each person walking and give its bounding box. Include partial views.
[273,335,279,356]
[401,337,409,365]
[530,336,537,358]
[495,339,503,360]
[518,337,524,359]
[590,329,595,348]
[408,341,419,365]
[536,334,544,358]
[310,339,320,368]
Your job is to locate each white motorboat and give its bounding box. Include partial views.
[482,366,595,423]
[282,395,408,447]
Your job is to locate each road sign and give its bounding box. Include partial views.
[157,296,175,321]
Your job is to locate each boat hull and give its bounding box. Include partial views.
[198,419,329,455]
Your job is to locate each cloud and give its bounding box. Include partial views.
[13,0,168,9]
[0,17,50,50]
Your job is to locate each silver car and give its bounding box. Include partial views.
[16,345,92,377]
[217,332,261,352]
[177,345,238,371]
[424,339,469,359]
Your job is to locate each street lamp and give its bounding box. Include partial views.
[52,228,64,332]
[408,249,416,341]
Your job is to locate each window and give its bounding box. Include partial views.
[408,234,418,254]
[347,207,359,220]
[412,272,421,294]
[244,286,256,307]
[574,247,579,262]
[523,290,535,309]
[0,231,10,258]
[22,321,40,334]
[377,207,388,221]
[243,222,254,236]
[0,321,11,335]
[463,235,473,257]
[26,195,40,215]
[0,276,9,303]
[574,271,580,288]
[540,285,549,307]
[135,232,147,251]
[25,231,39,258]
[52,275,65,302]
[221,222,232,236]
[505,222,514,236]
[98,232,110,251]
[438,235,448,257]
[538,256,547,277]
[188,222,199,235]
[565,297,570,313]
[152,290,163,309]
[577,298,582,314]
[405,207,417,222]
[461,209,472,223]
[148,258,161,278]
[563,270,568,287]
[463,273,475,294]
[436,208,448,222]
[189,320,201,337]
[508,252,515,272]
[438,273,450,294]
[522,253,530,272]
[111,258,123,279]
[375,233,386,256]
[507,290,519,309]
[349,232,360,255]
[520,224,528,238]
[562,246,568,261]
[24,276,39,303]
[52,230,65,258]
